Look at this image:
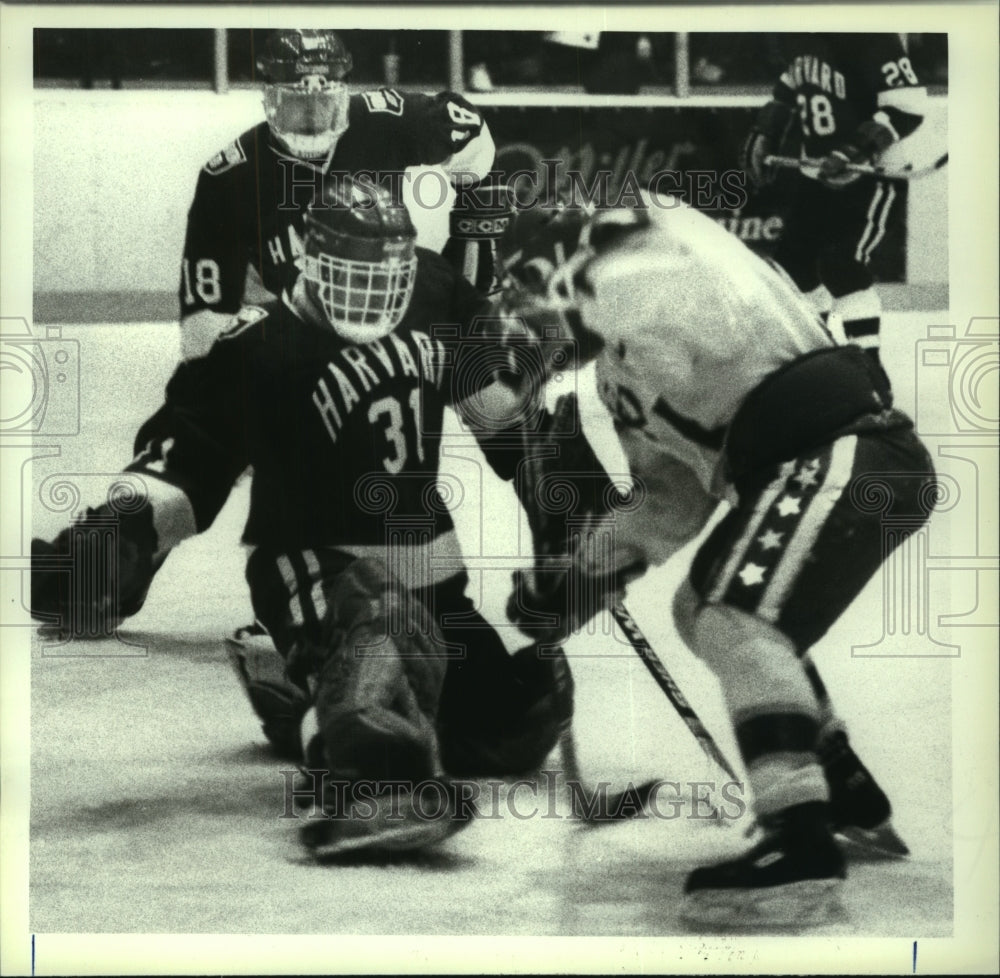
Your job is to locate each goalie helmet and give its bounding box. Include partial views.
[257,29,353,160]
[302,177,418,344]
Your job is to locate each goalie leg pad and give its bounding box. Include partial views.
[291,559,473,857]
[296,557,449,786]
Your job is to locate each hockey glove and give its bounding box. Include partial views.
[819,117,898,189]
[817,149,862,189]
[739,130,777,191]
[506,550,646,646]
[31,503,157,638]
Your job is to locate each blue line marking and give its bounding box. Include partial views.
[912,939,917,973]
[32,933,36,976]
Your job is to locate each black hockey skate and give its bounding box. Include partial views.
[681,802,846,929]
[821,730,910,859]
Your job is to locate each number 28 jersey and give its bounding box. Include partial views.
[772,33,924,157]
[179,89,491,319]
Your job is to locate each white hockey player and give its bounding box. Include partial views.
[494,194,936,926]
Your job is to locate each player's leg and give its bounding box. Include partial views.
[676,595,845,925]
[678,425,935,924]
[771,173,829,319]
[247,548,474,857]
[818,177,899,367]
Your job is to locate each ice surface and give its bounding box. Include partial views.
[25,314,958,940]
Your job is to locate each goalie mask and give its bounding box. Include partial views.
[302,179,418,344]
[257,30,353,160]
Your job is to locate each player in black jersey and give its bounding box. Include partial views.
[31,180,572,858]
[179,29,496,360]
[169,28,505,759]
[741,33,927,366]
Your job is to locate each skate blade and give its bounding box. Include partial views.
[680,878,844,930]
[837,820,910,860]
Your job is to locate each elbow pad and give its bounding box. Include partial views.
[753,100,795,141]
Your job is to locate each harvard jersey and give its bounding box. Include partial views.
[582,194,834,493]
[135,248,485,554]
[180,90,491,319]
[772,33,925,157]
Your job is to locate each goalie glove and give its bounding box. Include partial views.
[31,503,157,638]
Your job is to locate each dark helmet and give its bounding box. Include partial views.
[496,201,648,359]
[257,30,353,159]
[302,177,418,343]
[256,29,353,83]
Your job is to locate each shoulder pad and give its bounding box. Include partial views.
[359,88,405,116]
[217,304,268,341]
[203,138,248,176]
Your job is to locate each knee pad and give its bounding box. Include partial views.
[329,557,447,714]
[817,250,873,298]
[672,578,700,652]
[689,603,818,721]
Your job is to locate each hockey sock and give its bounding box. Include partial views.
[831,286,883,364]
[691,605,829,818]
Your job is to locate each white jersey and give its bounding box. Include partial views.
[581,193,833,495]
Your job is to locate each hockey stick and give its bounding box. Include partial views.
[517,393,738,822]
[764,151,948,181]
[560,603,740,827]
[609,602,739,783]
